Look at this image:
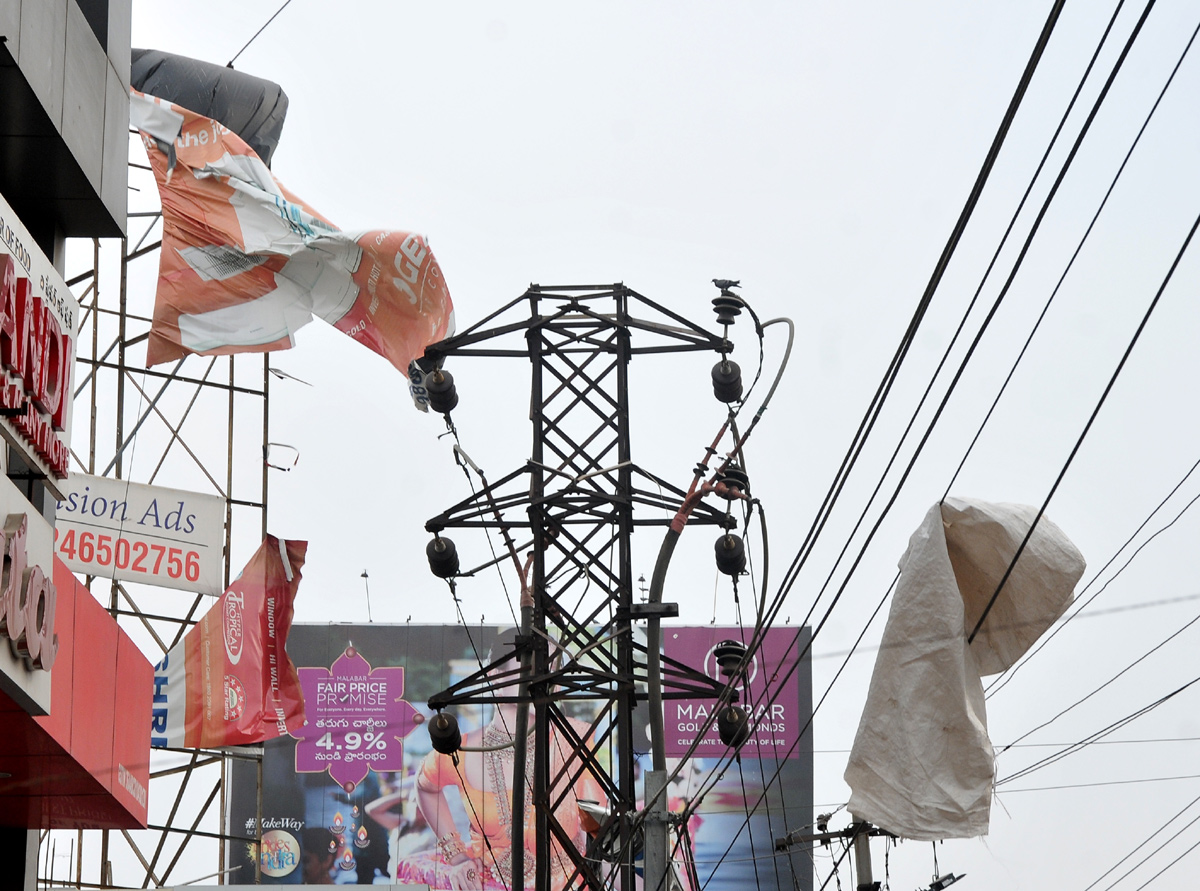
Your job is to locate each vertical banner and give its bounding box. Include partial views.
[226,624,812,890]
[151,536,307,749]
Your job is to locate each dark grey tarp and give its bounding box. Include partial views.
[130,49,289,166]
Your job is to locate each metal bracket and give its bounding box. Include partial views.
[625,602,679,620]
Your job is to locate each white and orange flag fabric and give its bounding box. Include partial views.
[150,536,307,749]
[129,91,454,374]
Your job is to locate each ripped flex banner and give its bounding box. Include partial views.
[151,536,307,749]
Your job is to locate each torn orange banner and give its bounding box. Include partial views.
[130,91,454,374]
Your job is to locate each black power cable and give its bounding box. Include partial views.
[650,8,1075,870]
[760,0,1070,654]
[968,202,1200,643]
[228,0,296,67]
[946,8,1200,500]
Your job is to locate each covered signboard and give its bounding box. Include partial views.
[228,624,813,889]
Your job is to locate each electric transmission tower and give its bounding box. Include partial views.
[420,283,740,891]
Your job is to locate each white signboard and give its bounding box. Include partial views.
[55,475,226,595]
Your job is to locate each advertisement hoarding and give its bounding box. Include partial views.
[227,624,812,889]
[55,474,226,594]
[0,189,77,488]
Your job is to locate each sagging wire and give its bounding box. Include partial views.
[444,436,522,630]
[945,1,1198,501]
[997,672,1200,787]
[987,455,1200,697]
[694,14,1189,870]
[704,0,1075,790]
[969,202,1200,645]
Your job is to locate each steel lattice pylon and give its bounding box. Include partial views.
[423,284,736,891]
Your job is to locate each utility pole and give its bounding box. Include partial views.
[775,816,893,891]
[420,284,735,890]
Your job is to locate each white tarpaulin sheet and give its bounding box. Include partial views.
[844,497,1085,840]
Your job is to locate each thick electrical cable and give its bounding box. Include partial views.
[797,0,1131,636]
[763,0,1068,639]
[714,0,1079,769]
[969,201,1200,644]
[754,0,1162,670]
[946,5,1200,499]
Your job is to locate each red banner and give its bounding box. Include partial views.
[151,537,307,748]
[129,91,454,375]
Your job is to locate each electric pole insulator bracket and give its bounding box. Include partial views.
[625,602,680,620]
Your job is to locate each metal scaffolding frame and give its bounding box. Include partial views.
[422,284,736,891]
[38,188,273,888]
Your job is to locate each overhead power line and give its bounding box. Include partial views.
[988,456,1200,697]
[676,1,1076,848]
[969,197,1200,643]
[1083,791,1200,890]
[944,0,1197,499]
[228,0,296,67]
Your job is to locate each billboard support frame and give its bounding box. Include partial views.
[40,142,273,887]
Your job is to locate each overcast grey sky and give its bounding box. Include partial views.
[99,1,1200,888]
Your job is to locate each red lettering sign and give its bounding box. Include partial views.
[0,514,58,672]
[0,251,73,477]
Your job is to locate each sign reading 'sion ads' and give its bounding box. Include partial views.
[56,474,226,595]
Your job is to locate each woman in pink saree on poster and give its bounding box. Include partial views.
[396,633,606,891]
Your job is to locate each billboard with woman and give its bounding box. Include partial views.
[228,623,812,889]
